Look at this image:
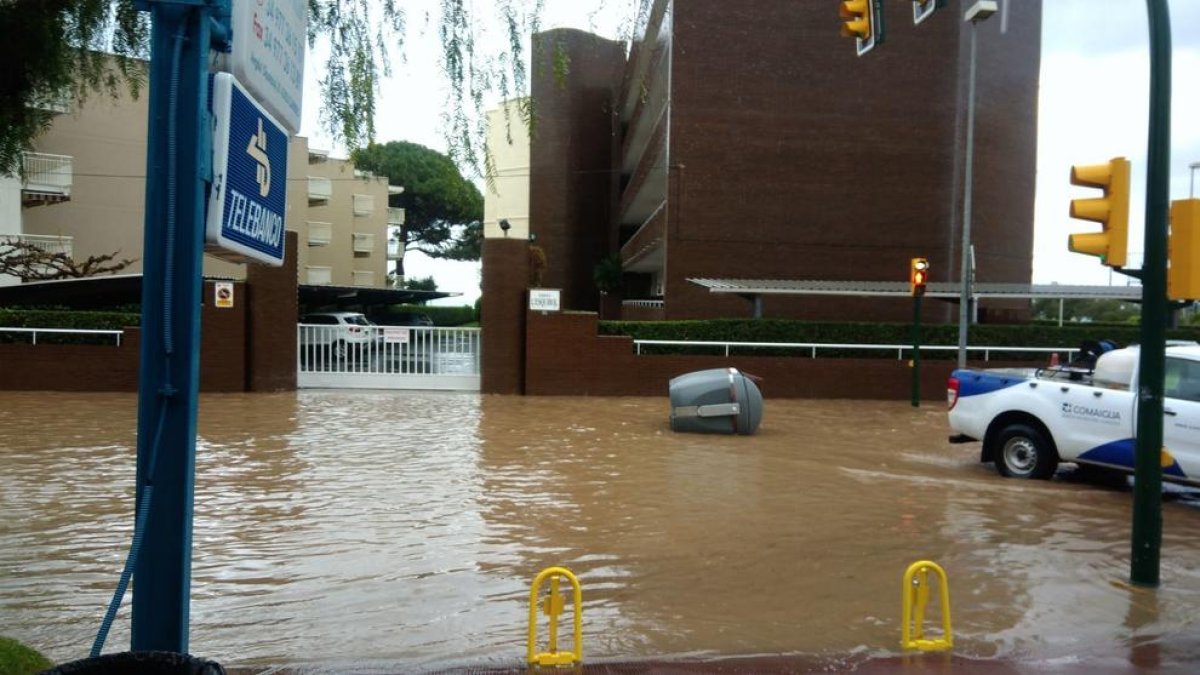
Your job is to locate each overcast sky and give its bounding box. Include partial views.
[300,1,1200,305]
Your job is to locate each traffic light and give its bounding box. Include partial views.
[911,0,946,25]
[1168,199,1200,301]
[840,0,884,56]
[910,257,929,296]
[1068,157,1131,269]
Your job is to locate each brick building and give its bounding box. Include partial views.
[524,0,1042,323]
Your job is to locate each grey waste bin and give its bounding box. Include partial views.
[669,367,763,435]
[41,652,225,675]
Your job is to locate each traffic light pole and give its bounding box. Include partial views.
[1130,0,1172,588]
[911,293,922,407]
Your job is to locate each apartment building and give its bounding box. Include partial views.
[482,100,532,242]
[6,64,392,292]
[529,0,1042,322]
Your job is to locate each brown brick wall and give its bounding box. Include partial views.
[199,280,247,392]
[481,238,532,394]
[528,3,1041,323]
[530,29,626,312]
[525,310,1034,400]
[246,230,299,391]
[0,330,141,392]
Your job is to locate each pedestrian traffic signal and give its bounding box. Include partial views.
[1068,157,1131,269]
[840,0,884,56]
[910,257,929,296]
[1168,199,1200,301]
[911,0,946,25]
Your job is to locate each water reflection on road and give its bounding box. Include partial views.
[3,391,1200,671]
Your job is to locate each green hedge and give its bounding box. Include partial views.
[0,309,140,345]
[598,319,1200,359]
[372,304,477,327]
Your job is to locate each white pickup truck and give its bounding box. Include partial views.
[947,343,1200,482]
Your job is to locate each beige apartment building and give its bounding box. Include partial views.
[3,67,393,291]
[483,100,530,242]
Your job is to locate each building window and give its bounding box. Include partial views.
[352,193,374,216]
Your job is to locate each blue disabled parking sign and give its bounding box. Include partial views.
[206,72,288,266]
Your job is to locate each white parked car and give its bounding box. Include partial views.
[299,311,377,361]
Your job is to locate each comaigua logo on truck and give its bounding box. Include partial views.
[1062,402,1122,423]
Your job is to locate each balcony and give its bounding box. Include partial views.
[388,207,406,226]
[1,233,74,258]
[21,152,73,205]
[352,232,375,254]
[387,239,404,261]
[352,270,375,287]
[307,176,332,203]
[305,266,332,285]
[352,193,374,216]
[306,221,332,246]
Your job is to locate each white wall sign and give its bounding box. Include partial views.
[529,289,561,312]
[384,327,411,344]
[227,0,306,133]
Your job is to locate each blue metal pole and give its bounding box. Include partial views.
[131,0,214,652]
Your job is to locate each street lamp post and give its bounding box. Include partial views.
[956,1,997,369]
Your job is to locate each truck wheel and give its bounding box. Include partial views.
[995,423,1058,479]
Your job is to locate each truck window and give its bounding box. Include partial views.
[1165,358,1200,403]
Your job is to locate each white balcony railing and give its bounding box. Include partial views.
[2,233,74,257]
[305,266,332,285]
[387,240,404,261]
[353,194,375,216]
[307,221,332,246]
[307,176,332,202]
[388,207,405,226]
[352,232,375,253]
[21,152,73,200]
[352,270,375,287]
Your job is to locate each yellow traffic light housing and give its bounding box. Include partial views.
[910,257,929,296]
[840,0,884,56]
[1068,157,1131,268]
[1168,199,1200,301]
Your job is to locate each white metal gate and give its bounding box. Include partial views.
[297,325,481,391]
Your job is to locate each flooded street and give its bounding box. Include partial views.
[4,391,1200,671]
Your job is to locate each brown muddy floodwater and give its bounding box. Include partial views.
[4,391,1200,672]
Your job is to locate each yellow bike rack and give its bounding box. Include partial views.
[527,566,583,667]
[901,560,953,652]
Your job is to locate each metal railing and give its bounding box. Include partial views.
[0,327,123,346]
[632,339,1079,362]
[298,325,480,376]
[622,299,664,308]
[22,152,73,196]
[1,233,74,257]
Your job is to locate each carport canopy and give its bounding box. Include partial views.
[687,278,1143,322]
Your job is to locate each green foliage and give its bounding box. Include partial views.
[593,254,622,294]
[402,275,439,291]
[352,141,483,268]
[0,0,147,176]
[597,319,1200,360]
[1031,298,1141,324]
[0,308,139,344]
[0,636,53,675]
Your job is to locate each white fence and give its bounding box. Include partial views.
[297,325,481,391]
[633,339,1079,362]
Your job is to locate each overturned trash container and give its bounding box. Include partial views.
[669,367,763,435]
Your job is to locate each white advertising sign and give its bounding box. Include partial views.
[227,0,306,133]
[529,289,561,312]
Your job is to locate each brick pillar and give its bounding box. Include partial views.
[481,237,530,394]
[245,230,299,391]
